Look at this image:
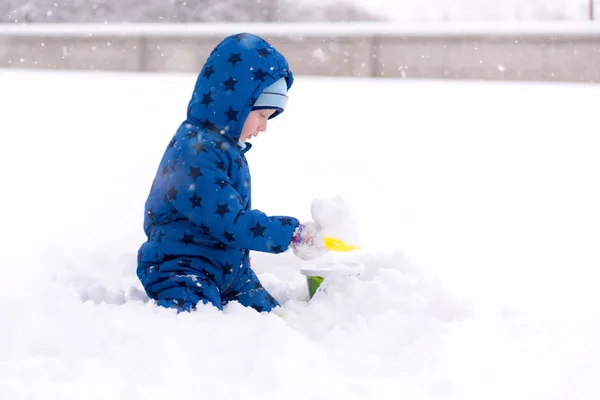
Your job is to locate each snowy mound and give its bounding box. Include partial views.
[1,70,599,400]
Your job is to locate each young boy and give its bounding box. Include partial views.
[137,33,324,313]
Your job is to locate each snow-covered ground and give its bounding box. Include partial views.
[1,69,600,399]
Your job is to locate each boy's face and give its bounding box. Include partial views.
[240,109,277,143]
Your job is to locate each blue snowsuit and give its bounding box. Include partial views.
[137,33,300,312]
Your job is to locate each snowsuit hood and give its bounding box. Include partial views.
[186,33,294,145]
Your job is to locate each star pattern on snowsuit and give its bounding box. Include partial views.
[235,156,244,169]
[225,106,238,122]
[227,53,243,66]
[215,159,227,172]
[222,230,236,243]
[164,187,178,201]
[269,245,283,253]
[188,166,203,180]
[199,223,211,235]
[251,223,266,237]
[214,179,228,190]
[204,271,216,282]
[252,68,268,82]
[160,165,170,177]
[215,203,231,218]
[213,242,228,252]
[279,217,293,226]
[223,263,234,275]
[202,65,215,79]
[256,47,271,58]
[266,293,278,307]
[201,119,219,133]
[189,193,202,208]
[233,33,249,41]
[253,281,263,290]
[223,77,238,91]
[215,139,230,151]
[187,130,198,139]
[201,92,214,107]
[180,233,195,245]
[192,142,207,154]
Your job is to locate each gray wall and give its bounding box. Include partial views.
[1,23,600,82]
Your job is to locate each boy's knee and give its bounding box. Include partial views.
[157,298,197,313]
[156,294,223,312]
[233,288,280,313]
[154,281,223,312]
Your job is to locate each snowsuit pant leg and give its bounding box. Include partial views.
[143,258,223,312]
[223,266,280,312]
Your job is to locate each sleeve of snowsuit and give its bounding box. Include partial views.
[167,140,299,254]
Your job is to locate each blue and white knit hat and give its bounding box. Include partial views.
[252,77,289,118]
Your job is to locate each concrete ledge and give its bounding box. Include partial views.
[1,22,600,82]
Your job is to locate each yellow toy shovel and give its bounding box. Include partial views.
[323,237,361,252]
[301,237,362,298]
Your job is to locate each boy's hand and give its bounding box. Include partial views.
[290,221,326,261]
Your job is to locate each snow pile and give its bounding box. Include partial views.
[311,196,361,247]
[1,70,600,399]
